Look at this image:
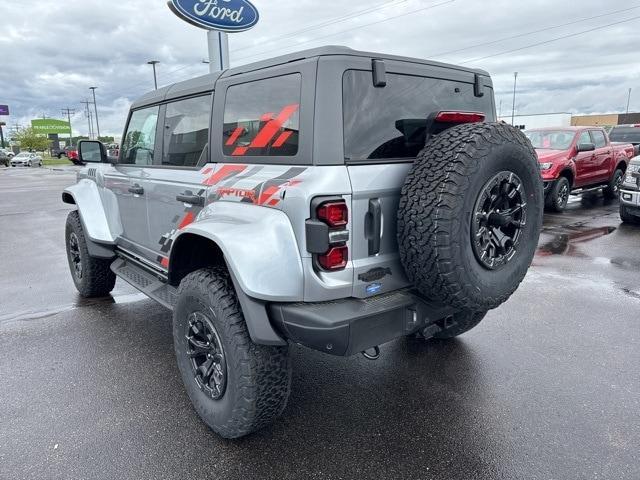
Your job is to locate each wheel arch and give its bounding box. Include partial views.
[559,168,574,187]
[168,231,287,346]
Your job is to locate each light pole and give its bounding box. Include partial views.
[147,60,160,90]
[626,88,632,115]
[511,72,518,126]
[89,87,101,140]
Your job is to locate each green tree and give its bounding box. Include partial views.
[15,127,51,151]
[98,136,115,143]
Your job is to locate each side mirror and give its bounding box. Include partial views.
[78,140,108,163]
[576,142,596,152]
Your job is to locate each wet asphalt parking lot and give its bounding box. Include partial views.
[0,166,638,480]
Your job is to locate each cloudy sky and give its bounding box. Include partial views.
[1,0,640,138]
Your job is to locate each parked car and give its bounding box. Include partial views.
[52,145,77,159]
[0,148,14,158]
[525,127,635,212]
[66,148,81,164]
[619,155,640,224]
[62,46,543,439]
[609,125,640,156]
[10,152,43,167]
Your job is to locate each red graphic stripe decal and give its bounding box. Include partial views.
[231,146,249,157]
[250,104,299,148]
[258,185,280,205]
[272,130,293,148]
[225,127,244,146]
[178,212,195,230]
[204,164,247,185]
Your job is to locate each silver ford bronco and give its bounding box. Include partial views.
[63,46,543,438]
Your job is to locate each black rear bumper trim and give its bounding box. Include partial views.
[269,290,454,356]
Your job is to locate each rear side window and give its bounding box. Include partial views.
[591,130,606,148]
[121,106,159,165]
[343,70,495,161]
[223,74,301,157]
[163,95,211,167]
[609,127,640,143]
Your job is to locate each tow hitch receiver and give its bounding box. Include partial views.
[361,346,380,360]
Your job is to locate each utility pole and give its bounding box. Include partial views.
[511,72,518,126]
[147,60,160,90]
[89,87,101,140]
[0,122,5,149]
[81,100,94,139]
[626,88,632,115]
[61,108,75,146]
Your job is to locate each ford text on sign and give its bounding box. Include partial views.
[168,0,259,32]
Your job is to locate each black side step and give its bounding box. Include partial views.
[111,258,178,310]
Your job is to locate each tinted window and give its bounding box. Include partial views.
[343,70,495,161]
[223,74,301,157]
[525,130,575,150]
[121,106,159,165]
[591,130,606,148]
[578,131,591,145]
[163,95,211,167]
[609,127,640,143]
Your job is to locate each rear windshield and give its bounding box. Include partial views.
[609,127,640,144]
[343,70,495,162]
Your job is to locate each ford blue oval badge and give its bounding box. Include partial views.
[168,0,259,33]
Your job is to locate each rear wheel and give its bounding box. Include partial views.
[603,169,624,199]
[173,267,291,439]
[620,204,640,224]
[397,122,543,311]
[65,211,116,297]
[545,176,571,212]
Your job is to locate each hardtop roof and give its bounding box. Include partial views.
[131,45,491,109]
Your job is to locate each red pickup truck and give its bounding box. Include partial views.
[525,127,635,211]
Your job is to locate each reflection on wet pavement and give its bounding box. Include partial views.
[537,225,616,257]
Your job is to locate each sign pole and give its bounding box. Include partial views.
[0,124,5,149]
[207,30,229,73]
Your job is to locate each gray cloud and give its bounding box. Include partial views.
[1,0,639,138]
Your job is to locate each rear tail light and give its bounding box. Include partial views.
[435,111,486,124]
[308,198,349,271]
[317,201,348,227]
[317,246,348,271]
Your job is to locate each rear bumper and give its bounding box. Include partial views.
[269,290,454,356]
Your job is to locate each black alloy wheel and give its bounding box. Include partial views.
[471,171,527,270]
[68,232,83,280]
[186,311,227,400]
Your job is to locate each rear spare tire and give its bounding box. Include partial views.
[397,122,543,311]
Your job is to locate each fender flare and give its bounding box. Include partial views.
[63,180,116,258]
[173,201,304,302]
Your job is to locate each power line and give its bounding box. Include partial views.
[233,0,456,64]
[429,4,640,59]
[108,1,410,97]
[461,14,640,64]
[230,0,408,55]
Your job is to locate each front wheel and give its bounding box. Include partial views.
[603,169,624,199]
[173,267,291,439]
[27,161,32,167]
[545,177,571,212]
[65,211,116,297]
[620,204,640,224]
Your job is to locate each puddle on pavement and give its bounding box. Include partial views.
[536,226,616,257]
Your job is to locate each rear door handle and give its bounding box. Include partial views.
[128,184,144,195]
[366,198,382,256]
[176,191,204,206]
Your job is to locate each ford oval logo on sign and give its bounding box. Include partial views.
[168,0,259,33]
